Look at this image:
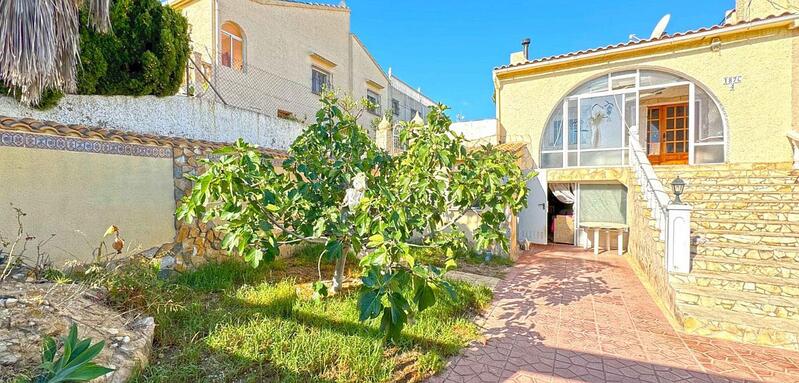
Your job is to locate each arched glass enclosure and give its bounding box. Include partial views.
[540,69,726,168]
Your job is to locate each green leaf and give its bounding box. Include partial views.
[367,234,384,248]
[42,337,56,363]
[413,280,436,312]
[358,290,383,321]
[312,281,328,301]
[62,363,115,381]
[325,240,343,261]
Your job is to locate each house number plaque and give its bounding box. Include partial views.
[723,75,742,91]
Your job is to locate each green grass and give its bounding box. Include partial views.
[98,251,491,383]
[411,246,514,268]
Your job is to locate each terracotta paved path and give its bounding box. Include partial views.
[430,245,799,383]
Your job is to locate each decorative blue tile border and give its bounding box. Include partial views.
[0,130,172,158]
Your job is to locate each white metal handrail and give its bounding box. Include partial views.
[788,130,799,170]
[627,125,670,241]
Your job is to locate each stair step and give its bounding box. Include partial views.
[696,229,799,246]
[662,177,799,185]
[675,284,799,319]
[654,162,793,171]
[687,201,799,211]
[676,304,799,350]
[694,241,799,261]
[692,219,799,234]
[667,183,799,192]
[679,192,799,202]
[670,271,799,298]
[691,255,799,278]
[692,209,798,221]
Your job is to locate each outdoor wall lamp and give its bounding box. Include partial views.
[671,176,686,204]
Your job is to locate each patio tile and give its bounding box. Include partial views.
[428,245,799,383]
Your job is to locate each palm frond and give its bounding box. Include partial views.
[0,0,108,106]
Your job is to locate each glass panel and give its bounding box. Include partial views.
[647,112,660,155]
[543,104,563,151]
[612,76,636,90]
[221,33,232,67]
[624,93,636,132]
[695,87,724,143]
[579,150,625,167]
[579,184,627,224]
[568,151,578,167]
[567,100,578,149]
[695,144,725,164]
[570,76,608,96]
[579,95,622,150]
[541,152,563,168]
[639,70,684,87]
[232,39,243,69]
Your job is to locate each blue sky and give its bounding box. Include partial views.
[343,0,732,121]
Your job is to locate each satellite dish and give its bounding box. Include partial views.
[649,14,671,39]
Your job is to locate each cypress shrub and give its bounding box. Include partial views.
[77,0,190,97]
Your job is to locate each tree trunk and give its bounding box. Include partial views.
[331,250,347,294]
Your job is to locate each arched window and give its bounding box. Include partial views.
[540,69,726,168]
[220,22,244,70]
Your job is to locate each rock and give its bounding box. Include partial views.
[137,247,159,259]
[4,298,18,308]
[0,353,18,365]
[159,256,176,270]
[157,269,178,280]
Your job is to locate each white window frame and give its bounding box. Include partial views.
[220,28,244,70]
[540,69,728,169]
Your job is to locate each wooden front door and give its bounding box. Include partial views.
[646,103,689,165]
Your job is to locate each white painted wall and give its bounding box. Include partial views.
[450,119,497,146]
[0,95,306,150]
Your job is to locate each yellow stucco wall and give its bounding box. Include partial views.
[0,147,176,265]
[179,0,214,61]
[496,24,799,166]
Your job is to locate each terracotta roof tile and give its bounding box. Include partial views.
[0,116,289,158]
[495,12,798,71]
[280,0,346,9]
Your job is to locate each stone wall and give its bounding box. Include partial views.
[0,95,306,151]
[625,178,680,323]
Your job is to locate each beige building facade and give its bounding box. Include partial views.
[170,0,433,131]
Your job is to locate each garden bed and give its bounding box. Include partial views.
[95,249,492,383]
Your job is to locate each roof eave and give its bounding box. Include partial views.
[494,13,799,78]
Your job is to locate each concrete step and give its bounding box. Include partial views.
[676,304,799,351]
[675,283,799,319]
[692,218,799,234]
[696,229,799,247]
[670,271,799,298]
[693,241,799,262]
[691,255,799,279]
